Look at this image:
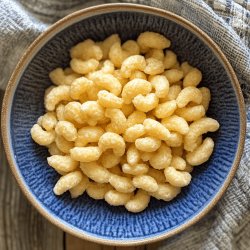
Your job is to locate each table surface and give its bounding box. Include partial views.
[0,90,161,250]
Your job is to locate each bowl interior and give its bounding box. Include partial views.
[9,10,240,241]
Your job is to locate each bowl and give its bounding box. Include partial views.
[1,3,246,246]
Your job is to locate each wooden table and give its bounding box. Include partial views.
[0,90,161,250]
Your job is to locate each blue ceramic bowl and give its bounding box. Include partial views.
[1,3,246,246]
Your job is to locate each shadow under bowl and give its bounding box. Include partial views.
[1,3,246,246]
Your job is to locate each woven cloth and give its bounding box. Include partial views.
[0,0,249,249]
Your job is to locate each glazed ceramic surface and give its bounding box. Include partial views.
[1,4,245,246]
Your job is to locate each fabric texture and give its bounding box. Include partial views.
[0,0,249,249]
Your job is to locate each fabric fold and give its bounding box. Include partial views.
[0,0,249,249]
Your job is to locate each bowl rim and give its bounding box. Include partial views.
[1,3,246,246]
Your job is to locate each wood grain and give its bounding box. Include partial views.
[0,89,162,250]
[0,90,64,250]
[65,234,104,250]
[65,234,148,250]
[65,234,161,250]
[146,242,160,250]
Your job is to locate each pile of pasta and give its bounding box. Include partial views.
[31,32,220,213]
